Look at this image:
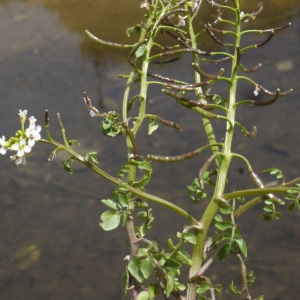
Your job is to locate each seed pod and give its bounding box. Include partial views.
[148,150,198,162]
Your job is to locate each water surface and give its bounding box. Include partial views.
[0,1,299,299]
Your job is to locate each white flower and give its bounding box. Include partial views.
[11,139,31,157]
[18,110,28,117]
[28,116,37,129]
[89,107,99,117]
[140,1,149,9]
[0,135,7,155]
[254,85,259,96]
[240,11,249,22]
[18,109,28,123]
[10,155,26,166]
[25,125,41,146]
[178,15,188,27]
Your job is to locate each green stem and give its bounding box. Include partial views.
[186,3,242,299]
[39,139,198,225]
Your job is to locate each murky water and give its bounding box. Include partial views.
[0,1,299,299]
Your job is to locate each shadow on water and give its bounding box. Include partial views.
[0,0,299,299]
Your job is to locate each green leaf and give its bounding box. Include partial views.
[122,269,129,300]
[219,205,232,214]
[118,192,129,207]
[101,199,118,210]
[68,139,80,146]
[148,283,160,298]
[263,205,273,212]
[164,258,181,272]
[137,160,152,171]
[83,151,99,164]
[261,214,272,222]
[181,232,196,244]
[135,211,148,221]
[100,211,121,231]
[173,249,192,266]
[234,237,247,257]
[229,281,240,295]
[217,243,231,261]
[274,211,281,220]
[137,291,150,300]
[63,157,74,174]
[167,238,175,250]
[148,119,159,135]
[165,274,175,297]
[135,45,147,58]
[196,281,212,294]
[102,111,123,137]
[214,284,222,297]
[215,221,233,231]
[125,25,141,37]
[140,256,153,279]
[128,258,144,283]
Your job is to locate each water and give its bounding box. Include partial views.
[0,0,299,299]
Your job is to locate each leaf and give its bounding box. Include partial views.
[63,157,74,174]
[229,281,240,295]
[234,237,247,257]
[196,281,212,294]
[125,25,141,37]
[118,192,129,207]
[164,258,181,272]
[100,211,120,231]
[137,160,152,171]
[165,274,175,297]
[148,119,159,135]
[68,139,80,146]
[148,283,160,298]
[167,238,175,250]
[217,243,231,261]
[214,284,222,297]
[135,45,147,58]
[261,214,272,222]
[181,232,196,244]
[140,256,153,279]
[83,151,99,164]
[137,291,150,300]
[122,269,129,300]
[128,258,144,283]
[101,199,118,210]
[173,249,192,266]
[215,221,233,231]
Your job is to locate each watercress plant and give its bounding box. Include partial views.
[1,1,299,299]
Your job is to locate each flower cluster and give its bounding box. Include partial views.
[0,110,41,165]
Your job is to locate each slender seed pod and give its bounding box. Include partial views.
[242,63,262,73]
[198,155,215,188]
[160,119,182,131]
[45,110,49,126]
[152,56,181,64]
[253,89,280,106]
[192,63,219,80]
[166,81,209,91]
[205,25,226,47]
[162,89,213,110]
[148,150,198,162]
[262,23,291,33]
[249,170,284,204]
[147,72,177,83]
[256,33,274,48]
[207,26,224,34]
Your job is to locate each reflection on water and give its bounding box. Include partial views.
[0,0,299,299]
